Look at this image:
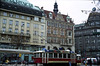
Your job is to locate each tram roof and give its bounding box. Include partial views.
[33,50,72,54]
[0,48,34,54]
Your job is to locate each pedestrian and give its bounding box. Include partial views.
[89,58,92,66]
[85,59,87,66]
[5,59,9,64]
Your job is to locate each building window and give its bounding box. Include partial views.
[3,19,7,24]
[27,23,30,28]
[41,39,43,44]
[33,24,39,29]
[21,22,24,26]
[41,32,44,37]
[15,29,18,33]
[16,15,19,18]
[66,16,70,22]
[21,29,24,33]
[68,31,72,36]
[47,21,51,26]
[61,30,64,35]
[69,39,72,44]
[15,21,19,26]
[1,37,5,40]
[2,27,6,32]
[59,24,61,28]
[3,12,7,16]
[49,12,52,19]
[34,17,39,21]
[9,13,13,17]
[60,38,64,44]
[47,29,51,34]
[26,30,30,34]
[55,23,58,27]
[41,18,44,22]
[41,25,44,30]
[97,29,100,32]
[9,28,12,32]
[33,31,39,35]
[47,37,51,42]
[53,30,57,34]
[9,20,13,25]
[27,17,30,20]
[21,16,24,19]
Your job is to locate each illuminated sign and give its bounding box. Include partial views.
[1,0,33,8]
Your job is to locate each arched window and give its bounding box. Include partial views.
[53,46,58,50]
[67,48,72,51]
[59,47,65,50]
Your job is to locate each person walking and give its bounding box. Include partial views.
[85,59,87,66]
[89,58,92,66]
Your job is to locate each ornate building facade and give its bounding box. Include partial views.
[43,2,75,51]
[0,0,75,61]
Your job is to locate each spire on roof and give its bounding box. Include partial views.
[53,0,58,16]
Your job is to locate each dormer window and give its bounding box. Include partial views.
[9,13,13,17]
[49,12,52,19]
[27,17,30,20]
[21,16,24,19]
[66,16,70,22]
[3,12,7,16]
[41,18,44,22]
[34,17,39,21]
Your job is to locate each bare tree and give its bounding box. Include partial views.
[11,33,25,49]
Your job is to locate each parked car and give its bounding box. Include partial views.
[87,58,97,65]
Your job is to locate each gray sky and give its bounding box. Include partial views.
[28,0,95,24]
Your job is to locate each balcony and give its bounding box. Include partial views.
[0,31,30,37]
[93,32,100,35]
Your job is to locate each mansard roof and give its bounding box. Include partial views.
[0,1,43,17]
[44,10,73,23]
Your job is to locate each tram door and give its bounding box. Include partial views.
[71,54,76,63]
[42,53,46,63]
[24,55,29,62]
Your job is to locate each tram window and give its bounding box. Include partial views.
[34,54,36,57]
[63,53,66,58]
[68,54,70,58]
[36,53,39,58]
[59,53,62,58]
[40,53,42,57]
[71,54,74,58]
[49,53,52,58]
[54,53,57,58]
[77,56,81,60]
